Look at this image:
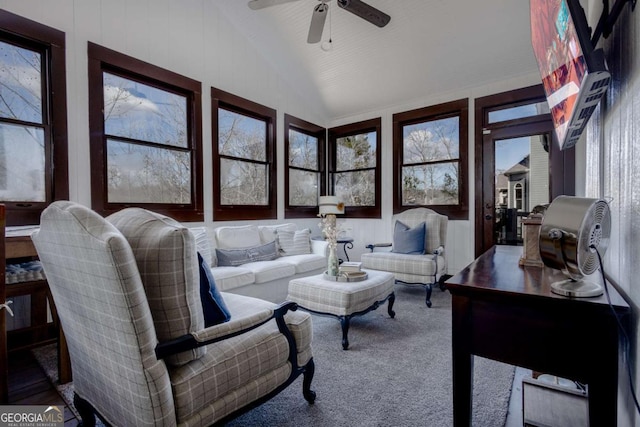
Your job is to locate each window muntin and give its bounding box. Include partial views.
[0,10,69,226]
[212,87,276,220]
[288,128,320,207]
[329,118,381,218]
[217,109,268,206]
[393,99,468,219]
[285,114,325,218]
[89,42,203,221]
[102,72,192,205]
[401,116,460,206]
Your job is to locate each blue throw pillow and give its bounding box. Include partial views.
[197,252,231,327]
[216,240,278,266]
[392,220,426,255]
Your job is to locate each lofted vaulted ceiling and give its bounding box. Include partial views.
[214,0,540,121]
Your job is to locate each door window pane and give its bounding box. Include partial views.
[104,72,187,148]
[0,41,42,124]
[488,102,550,124]
[107,139,191,204]
[0,123,44,201]
[494,135,549,245]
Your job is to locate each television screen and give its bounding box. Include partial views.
[530,0,610,150]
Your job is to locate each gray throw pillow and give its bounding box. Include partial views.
[216,240,279,266]
[392,220,426,255]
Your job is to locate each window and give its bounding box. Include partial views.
[0,10,68,225]
[212,88,276,221]
[393,99,468,219]
[328,118,381,218]
[88,42,203,221]
[285,114,325,218]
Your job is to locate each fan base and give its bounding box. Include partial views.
[550,279,603,298]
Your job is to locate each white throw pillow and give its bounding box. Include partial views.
[276,228,311,256]
[215,225,261,249]
[258,223,297,244]
[189,227,213,266]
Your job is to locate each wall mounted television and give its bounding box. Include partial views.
[530,0,610,150]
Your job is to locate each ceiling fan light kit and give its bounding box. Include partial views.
[248,0,390,45]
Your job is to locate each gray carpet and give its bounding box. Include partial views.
[34,287,515,427]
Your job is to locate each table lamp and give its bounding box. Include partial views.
[318,196,344,277]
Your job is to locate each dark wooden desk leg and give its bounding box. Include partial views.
[587,330,620,426]
[452,295,473,427]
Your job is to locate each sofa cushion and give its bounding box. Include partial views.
[197,253,231,326]
[278,253,327,274]
[215,225,261,249]
[107,207,205,366]
[210,266,255,291]
[240,260,296,284]
[276,228,311,256]
[216,241,279,267]
[392,220,426,255]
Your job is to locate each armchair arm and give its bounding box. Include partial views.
[365,242,393,252]
[155,301,299,360]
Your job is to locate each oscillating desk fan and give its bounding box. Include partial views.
[538,195,611,297]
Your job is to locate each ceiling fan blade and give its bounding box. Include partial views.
[307,3,328,44]
[336,0,390,27]
[248,0,301,11]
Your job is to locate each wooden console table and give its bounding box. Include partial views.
[446,245,630,426]
[1,224,72,403]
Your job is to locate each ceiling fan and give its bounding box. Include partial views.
[247,0,391,44]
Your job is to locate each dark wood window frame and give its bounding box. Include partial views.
[284,113,325,218]
[0,10,68,226]
[87,42,203,222]
[328,117,382,219]
[393,99,469,220]
[211,87,277,221]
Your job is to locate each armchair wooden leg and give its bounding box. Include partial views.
[302,358,316,404]
[74,393,96,427]
[425,284,433,307]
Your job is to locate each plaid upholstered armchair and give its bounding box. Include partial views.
[360,208,448,307]
[32,201,315,426]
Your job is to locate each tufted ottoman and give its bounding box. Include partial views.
[287,269,395,349]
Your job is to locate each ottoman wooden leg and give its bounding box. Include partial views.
[339,316,351,350]
[387,292,396,318]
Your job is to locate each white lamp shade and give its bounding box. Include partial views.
[319,196,344,215]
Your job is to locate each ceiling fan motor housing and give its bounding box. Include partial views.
[539,196,611,280]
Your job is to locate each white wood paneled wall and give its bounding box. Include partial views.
[0,0,544,276]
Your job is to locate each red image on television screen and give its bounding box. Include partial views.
[530,0,587,144]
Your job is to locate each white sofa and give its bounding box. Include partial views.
[191,223,328,303]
